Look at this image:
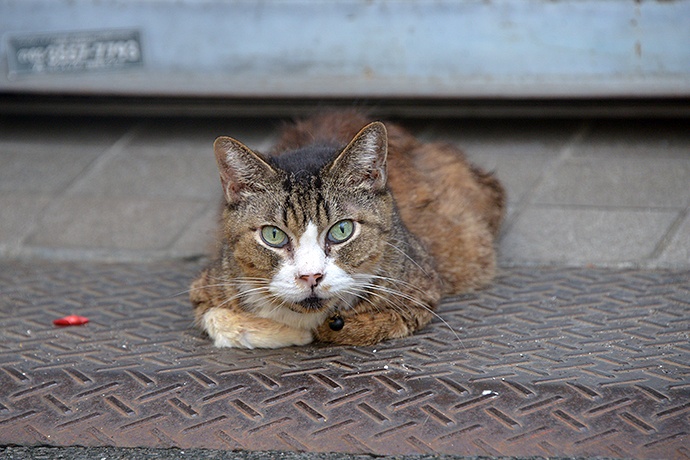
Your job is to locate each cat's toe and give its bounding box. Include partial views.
[213,333,244,349]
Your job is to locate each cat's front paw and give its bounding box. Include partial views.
[214,327,313,349]
[201,308,313,349]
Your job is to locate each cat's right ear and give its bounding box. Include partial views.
[214,136,276,204]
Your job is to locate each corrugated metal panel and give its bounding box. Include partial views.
[1,0,689,98]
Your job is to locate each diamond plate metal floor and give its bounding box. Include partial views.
[0,261,688,459]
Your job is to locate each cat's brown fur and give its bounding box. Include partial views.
[276,112,505,294]
[191,111,504,348]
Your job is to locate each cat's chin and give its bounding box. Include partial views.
[297,296,325,312]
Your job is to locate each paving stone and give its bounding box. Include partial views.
[423,119,582,204]
[499,206,679,266]
[64,118,277,202]
[657,212,690,267]
[533,157,690,208]
[68,145,220,200]
[170,202,221,257]
[0,193,51,251]
[1,115,688,270]
[0,147,101,193]
[465,152,555,204]
[26,196,207,251]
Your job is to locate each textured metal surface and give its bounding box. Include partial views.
[0,261,688,458]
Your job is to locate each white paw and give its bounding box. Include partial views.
[233,327,313,349]
[202,308,313,349]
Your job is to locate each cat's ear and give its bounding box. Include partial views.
[214,136,277,204]
[328,121,388,192]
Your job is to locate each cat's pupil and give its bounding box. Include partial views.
[261,226,288,248]
[328,220,354,243]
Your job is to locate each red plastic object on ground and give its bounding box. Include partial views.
[53,315,90,326]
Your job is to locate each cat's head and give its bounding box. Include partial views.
[213,122,393,322]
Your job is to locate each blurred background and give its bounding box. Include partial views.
[1,0,689,116]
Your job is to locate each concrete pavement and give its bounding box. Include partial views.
[1,114,688,268]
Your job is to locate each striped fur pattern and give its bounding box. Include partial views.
[190,111,504,348]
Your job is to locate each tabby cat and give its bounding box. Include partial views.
[190,111,504,348]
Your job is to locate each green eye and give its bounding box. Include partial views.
[327,220,355,243]
[261,226,289,248]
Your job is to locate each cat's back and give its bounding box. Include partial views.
[273,111,505,295]
[272,111,377,153]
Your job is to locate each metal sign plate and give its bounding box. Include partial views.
[6,29,143,76]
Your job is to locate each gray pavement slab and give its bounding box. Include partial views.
[533,157,690,208]
[171,202,221,256]
[26,196,207,252]
[499,206,679,266]
[425,119,581,205]
[0,114,688,269]
[0,147,101,194]
[66,143,220,200]
[0,193,51,243]
[658,211,690,267]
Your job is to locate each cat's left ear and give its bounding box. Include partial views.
[328,121,388,192]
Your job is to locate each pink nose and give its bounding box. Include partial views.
[298,273,323,288]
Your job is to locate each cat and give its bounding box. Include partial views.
[190,111,505,348]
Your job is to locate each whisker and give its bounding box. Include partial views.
[174,281,261,298]
[354,282,461,342]
[354,273,429,295]
[384,240,431,277]
[176,274,270,298]
[262,293,293,317]
[213,286,273,310]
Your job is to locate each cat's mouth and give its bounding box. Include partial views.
[298,296,325,312]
